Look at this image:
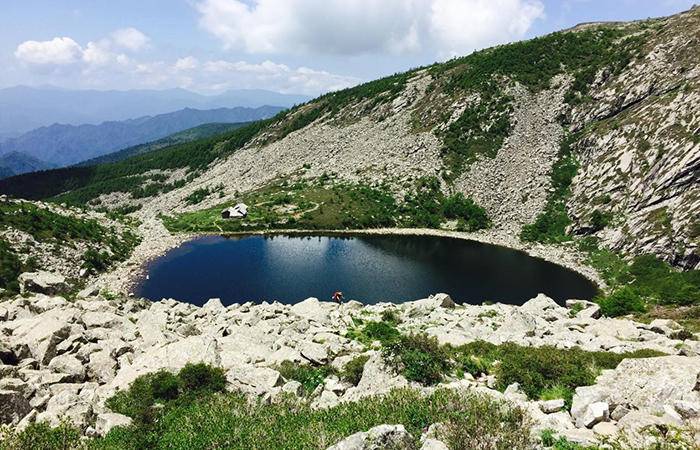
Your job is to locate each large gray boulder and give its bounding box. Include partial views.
[95,412,133,436]
[327,424,413,450]
[0,389,31,425]
[18,271,67,295]
[48,354,86,382]
[11,309,75,365]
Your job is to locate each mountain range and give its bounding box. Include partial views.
[0,86,309,135]
[0,106,285,176]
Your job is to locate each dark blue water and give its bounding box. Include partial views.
[136,234,597,306]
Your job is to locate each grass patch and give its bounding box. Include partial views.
[346,320,401,347]
[276,361,336,395]
[3,386,532,449]
[106,363,226,425]
[580,238,700,316]
[163,176,490,234]
[339,355,370,386]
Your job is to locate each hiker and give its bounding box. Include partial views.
[332,291,344,303]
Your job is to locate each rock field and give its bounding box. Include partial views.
[1,279,699,447]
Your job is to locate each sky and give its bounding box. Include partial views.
[0,0,696,96]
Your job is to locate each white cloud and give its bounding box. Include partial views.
[174,56,199,71]
[82,40,113,65]
[111,28,150,51]
[198,59,359,94]
[196,0,544,57]
[430,0,546,57]
[15,37,83,65]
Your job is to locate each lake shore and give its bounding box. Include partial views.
[94,220,605,299]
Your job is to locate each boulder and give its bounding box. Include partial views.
[36,390,92,430]
[291,298,332,324]
[420,439,449,450]
[312,389,340,409]
[12,310,74,365]
[95,413,133,436]
[343,353,408,402]
[521,294,565,320]
[300,342,328,364]
[0,389,31,425]
[327,424,413,450]
[88,350,117,383]
[48,354,85,382]
[18,271,67,295]
[592,421,618,437]
[82,311,123,329]
[203,298,225,312]
[578,401,609,428]
[281,380,303,396]
[596,356,700,410]
[405,294,456,316]
[227,365,282,394]
[539,398,566,414]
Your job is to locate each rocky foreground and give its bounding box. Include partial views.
[1,282,700,448]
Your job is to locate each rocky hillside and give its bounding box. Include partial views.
[0,196,139,298]
[1,290,699,447]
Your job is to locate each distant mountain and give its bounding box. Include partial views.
[0,106,285,168]
[0,151,53,179]
[79,122,247,167]
[0,86,310,134]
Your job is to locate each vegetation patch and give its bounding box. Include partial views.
[276,361,336,395]
[348,323,664,407]
[427,28,645,180]
[0,120,271,203]
[163,176,490,234]
[0,199,140,296]
[579,238,700,317]
[2,382,534,449]
[520,133,580,243]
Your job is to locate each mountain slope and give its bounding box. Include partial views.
[77,122,247,167]
[1,7,698,269]
[0,151,54,178]
[0,86,309,134]
[0,106,284,168]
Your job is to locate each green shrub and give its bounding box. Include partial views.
[442,193,491,231]
[340,355,370,386]
[380,308,401,324]
[590,209,612,232]
[597,287,647,317]
[276,361,335,394]
[347,320,401,346]
[0,239,22,295]
[177,363,226,394]
[384,333,453,385]
[105,364,228,425]
[95,388,532,450]
[0,421,84,450]
[150,371,181,401]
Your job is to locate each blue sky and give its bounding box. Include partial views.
[1,0,696,95]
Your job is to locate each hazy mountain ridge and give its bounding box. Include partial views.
[0,86,309,134]
[0,106,284,170]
